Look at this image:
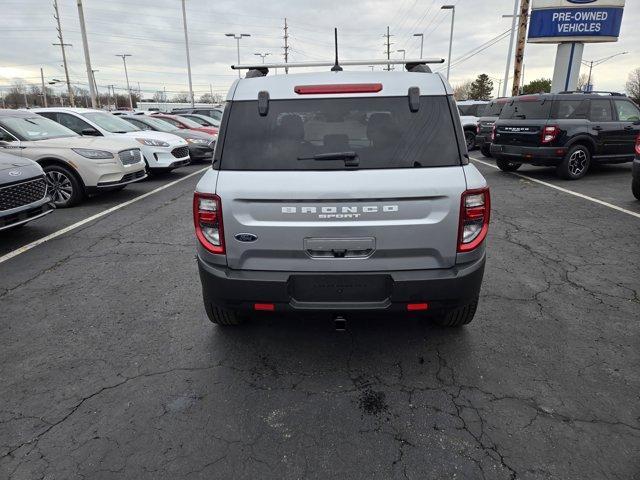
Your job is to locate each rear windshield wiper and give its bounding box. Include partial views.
[514,114,527,119]
[297,151,360,167]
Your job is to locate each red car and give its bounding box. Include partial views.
[151,113,218,136]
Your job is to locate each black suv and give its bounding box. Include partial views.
[490,93,640,179]
[475,98,510,158]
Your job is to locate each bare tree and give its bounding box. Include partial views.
[152,90,167,102]
[577,73,594,91]
[171,92,190,103]
[453,80,473,101]
[626,67,640,104]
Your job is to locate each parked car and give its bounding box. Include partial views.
[475,98,510,157]
[194,66,489,327]
[151,113,219,136]
[491,92,640,179]
[457,100,489,150]
[177,113,220,128]
[120,115,216,163]
[0,110,146,207]
[32,108,190,174]
[0,151,54,231]
[172,107,223,123]
[632,134,640,200]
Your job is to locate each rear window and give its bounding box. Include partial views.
[219,96,462,170]
[483,101,506,117]
[459,104,487,117]
[500,98,552,120]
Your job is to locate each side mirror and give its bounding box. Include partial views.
[81,128,101,136]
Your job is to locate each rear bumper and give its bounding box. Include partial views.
[490,144,566,165]
[197,254,485,313]
[475,133,491,148]
[188,144,214,161]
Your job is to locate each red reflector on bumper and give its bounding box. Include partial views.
[254,303,275,311]
[407,303,429,311]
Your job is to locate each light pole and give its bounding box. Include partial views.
[397,49,406,60]
[115,54,133,109]
[226,33,251,78]
[254,52,271,63]
[181,0,195,107]
[413,33,424,58]
[502,0,519,97]
[441,5,455,81]
[581,51,628,92]
[91,69,100,107]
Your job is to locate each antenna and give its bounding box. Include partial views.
[331,28,343,72]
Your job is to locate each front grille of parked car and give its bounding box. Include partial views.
[172,146,190,158]
[118,149,142,166]
[0,177,47,211]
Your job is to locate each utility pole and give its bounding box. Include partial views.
[502,0,519,97]
[115,54,133,109]
[40,68,48,107]
[91,69,100,107]
[181,0,195,107]
[283,18,289,74]
[496,78,503,97]
[52,0,75,107]
[442,5,456,81]
[209,83,214,102]
[76,0,96,108]
[23,88,28,108]
[383,26,393,71]
[106,84,115,110]
[511,0,530,96]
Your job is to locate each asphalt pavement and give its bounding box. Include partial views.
[1,155,638,479]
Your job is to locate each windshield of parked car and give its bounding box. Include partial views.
[82,112,140,133]
[219,96,462,170]
[141,116,180,132]
[0,115,78,141]
[172,116,204,129]
[500,98,552,120]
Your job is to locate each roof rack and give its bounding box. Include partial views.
[558,90,626,96]
[231,58,444,71]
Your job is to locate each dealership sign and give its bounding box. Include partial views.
[528,0,625,43]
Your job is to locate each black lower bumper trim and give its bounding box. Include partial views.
[197,254,486,313]
[0,201,54,231]
[490,144,564,165]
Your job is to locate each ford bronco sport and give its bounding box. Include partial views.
[194,60,490,327]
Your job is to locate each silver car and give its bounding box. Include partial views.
[194,67,490,327]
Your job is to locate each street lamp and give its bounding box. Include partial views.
[254,52,271,63]
[397,49,406,60]
[413,33,424,59]
[441,5,455,81]
[226,33,251,78]
[115,54,133,109]
[581,51,628,91]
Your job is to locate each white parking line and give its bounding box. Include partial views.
[0,167,209,265]
[471,157,640,220]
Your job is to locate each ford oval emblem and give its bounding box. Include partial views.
[8,170,22,177]
[235,233,258,242]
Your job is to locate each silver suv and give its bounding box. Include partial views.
[194,65,490,327]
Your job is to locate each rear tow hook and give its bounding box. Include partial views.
[334,315,347,332]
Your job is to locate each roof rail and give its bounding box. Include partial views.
[558,90,626,96]
[231,58,444,71]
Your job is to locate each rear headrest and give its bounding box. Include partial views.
[279,114,305,140]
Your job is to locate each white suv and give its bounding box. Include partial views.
[457,100,489,150]
[32,108,190,173]
[194,62,490,327]
[0,110,146,207]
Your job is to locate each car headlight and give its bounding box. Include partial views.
[136,138,170,147]
[186,138,210,145]
[71,148,114,159]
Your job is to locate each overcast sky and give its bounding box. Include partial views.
[0,0,638,100]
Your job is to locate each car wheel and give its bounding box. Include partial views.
[481,144,492,158]
[632,175,640,201]
[44,165,83,208]
[205,303,246,326]
[434,298,478,327]
[496,158,522,172]
[557,145,590,180]
[464,130,476,150]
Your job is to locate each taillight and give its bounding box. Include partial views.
[193,192,225,254]
[541,125,560,144]
[491,124,496,142]
[458,188,490,253]
[635,133,640,156]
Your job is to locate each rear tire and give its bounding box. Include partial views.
[496,158,522,172]
[464,130,476,151]
[632,175,640,201]
[556,144,590,180]
[44,164,84,208]
[205,302,246,326]
[481,144,492,158]
[434,298,478,327]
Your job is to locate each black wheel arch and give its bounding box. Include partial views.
[565,136,596,155]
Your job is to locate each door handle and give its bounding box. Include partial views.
[592,126,603,131]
